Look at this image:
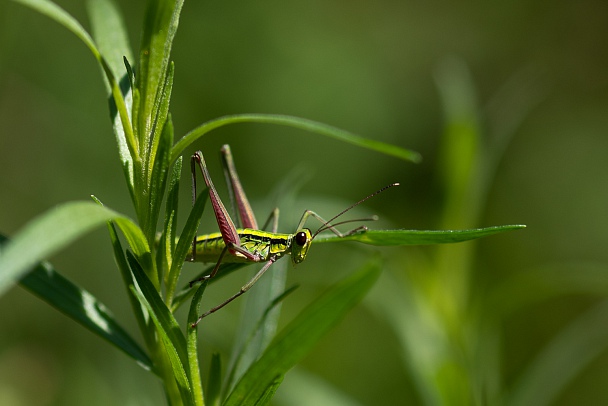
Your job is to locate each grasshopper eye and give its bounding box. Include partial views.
[295,231,308,246]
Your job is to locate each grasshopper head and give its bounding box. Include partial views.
[290,228,313,265]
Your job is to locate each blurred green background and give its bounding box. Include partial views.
[1,0,608,405]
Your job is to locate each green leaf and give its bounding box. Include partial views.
[128,252,188,364]
[138,0,183,147]
[87,0,136,196]
[0,201,147,298]
[146,114,174,243]
[223,260,381,406]
[147,62,175,182]
[87,0,134,89]
[128,252,193,404]
[187,282,208,406]
[14,252,153,372]
[106,221,157,355]
[166,186,208,303]
[314,225,526,246]
[171,114,421,164]
[159,156,182,283]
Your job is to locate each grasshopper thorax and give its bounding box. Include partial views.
[290,228,313,264]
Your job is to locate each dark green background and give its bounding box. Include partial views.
[1,0,608,404]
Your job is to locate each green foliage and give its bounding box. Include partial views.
[1,1,528,405]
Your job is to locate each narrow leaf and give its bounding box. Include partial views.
[171,114,421,164]
[131,285,193,404]
[0,201,146,297]
[128,252,188,365]
[159,156,183,283]
[187,281,209,406]
[314,225,526,246]
[87,0,136,194]
[166,187,208,303]
[106,221,157,355]
[128,252,193,404]
[146,114,174,243]
[87,0,134,88]
[147,61,175,181]
[223,260,381,405]
[138,0,183,145]
[15,254,152,372]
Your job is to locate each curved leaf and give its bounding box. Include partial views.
[314,225,526,246]
[171,114,421,164]
[223,260,381,406]
[15,253,153,372]
[0,201,147,297]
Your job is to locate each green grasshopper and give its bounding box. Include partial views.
[188,144,398,326]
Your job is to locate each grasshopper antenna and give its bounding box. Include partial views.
[312,182,400,239]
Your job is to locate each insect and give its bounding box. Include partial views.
[188,144,398,327]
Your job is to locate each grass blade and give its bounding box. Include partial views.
[314,225,526,246]
[171,114,421,164]
[223,260,381,406]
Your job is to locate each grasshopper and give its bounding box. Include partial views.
[188,144,398,326]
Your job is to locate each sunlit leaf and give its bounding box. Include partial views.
[0,201,146,297]
[314,225,526,246]
[171,114,421,164]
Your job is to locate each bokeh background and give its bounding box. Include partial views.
[2,0,608,405]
